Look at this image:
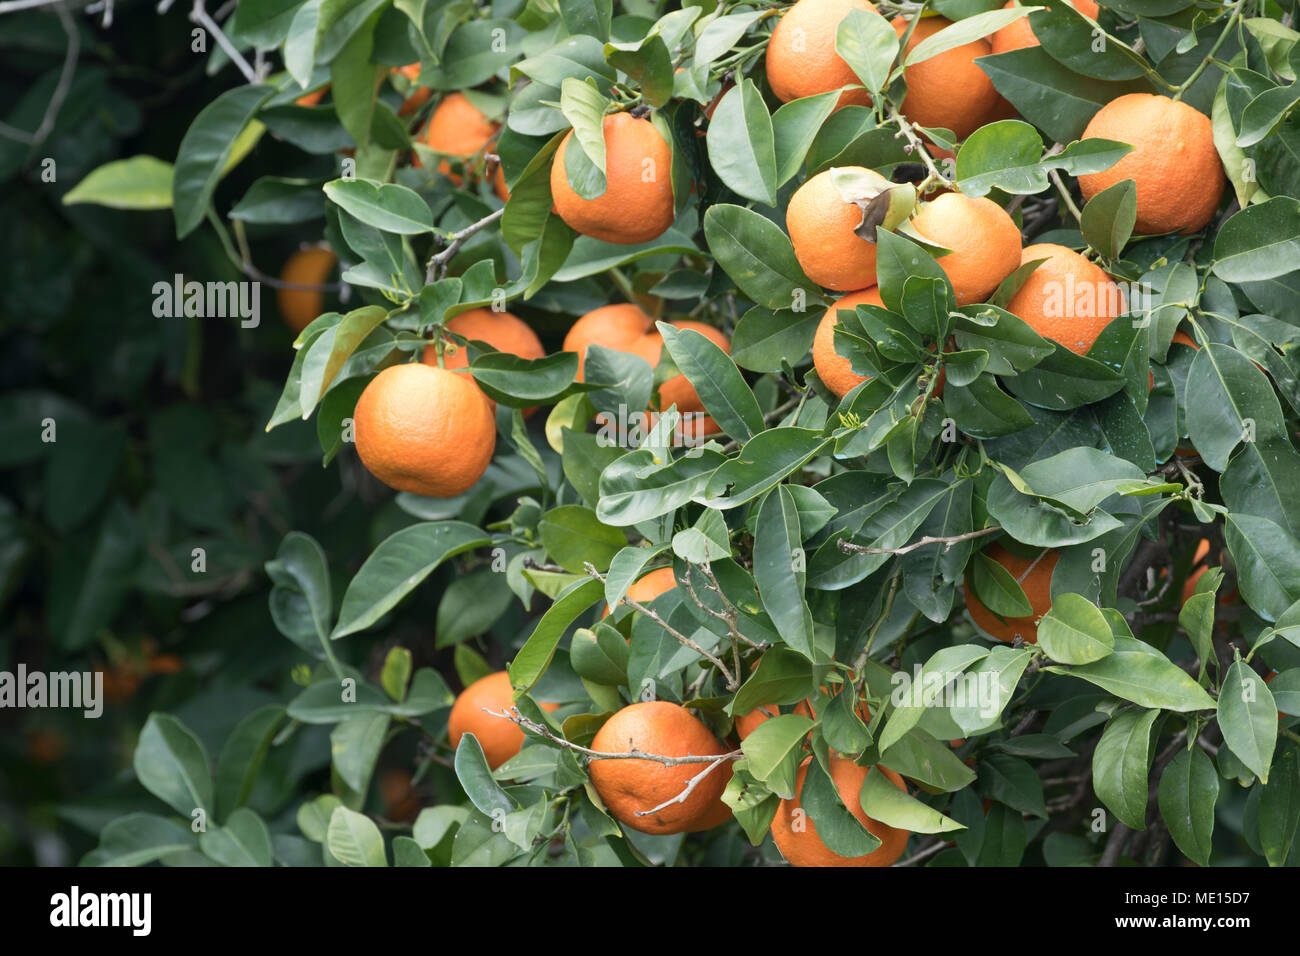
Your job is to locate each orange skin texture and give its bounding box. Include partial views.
[814,287,884,397]
[631,320,731,413]
[771,758,910,866]
[965,542,1059,644]
[1078,93,1226,235]
[1006,243,1125,355]
[766,0,876,110]
[893,16,1000,140]
[278,247,336,334]
[589,701,733,834]
[991,0,1100,55]
[603,565,678,617]
[394,63,431,116]
[563,303,653,380]
[423,93,500,186]
[353,363,496,497]
[787,167,891,291]
[910,193,1023,305]
[448,672,559,770]
[551,112,676,245]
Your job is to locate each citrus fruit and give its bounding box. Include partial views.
[910,192,1022,304]
[892,15,1000,140]
[353,362,496,497]
[421,307,545,415]
[734,687,871,740]
[964,541,1059,644]
[589,701,733,834]
[448,671,560,770]
[813,287,884,397]
[991,0,1099,54]
[604,565,679,616]
[630,320,731,413]
[787,166,892,291]
[563,303,654,380]
[1078,93,1225,234]
[277,246,336,334]
[424,93,500,189]
[379,769,422,821]
[1006,243,1125,354]
[551,112,676,245]
[394,63,430,116]
[766,0,876,110]
[771,757,910,866]
[296,87,328,107]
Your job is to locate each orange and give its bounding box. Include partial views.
[1006,243,1125,354]
[379,769,422,822]
[1078,93,1225,234]
[910,193,1022,305]
[563,303,654,380]
[422,307,544,416]
[394,63,431,116]
[423,93,505,199]
[589,701,733,834]
[353,362,496,497]
[277,246,336,334]
[892,16,1001,140]
[296,87,328,107]
[766,0,876,110]
[964,542,1058,644]
[551,112,676,245]
[448,671,560,770]
[771,757,910,866]
[603,565,678,617]
[787,166,892,291]
[814,287,884,397]
[630,320,731,413]
[991,0,1099,54]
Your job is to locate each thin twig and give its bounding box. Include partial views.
[190,0,258,84]
[838,525,1001,558]
[425,208,505,282]
[635,755,732,817]
[487,706,742,766]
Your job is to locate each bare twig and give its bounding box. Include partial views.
[895,838,950,867]
[487,706,741,767]
[635,755,732,817]
[0,3,78,150]
[190,0,259,84]
[425,208,505,282]
[838,525,1001,558]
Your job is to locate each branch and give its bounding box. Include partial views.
[586,562,738,689]
[424,208,505,282]
[634,755,732,818]
[486,705,742,766]
[190,0,259,84]
[895,838,949,867]
[838,525,1001,558]
[0,4,78,150]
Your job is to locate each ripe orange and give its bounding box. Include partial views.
[589,701,733,834]
[379,769,422,822]
[771,757,910,866]
[563,303,654,380]
[422,308,544,375]
[551,112,676,245]
[296,86,328,107]
[423,93,507,200]
[910,193,1022,305]
[734,687,870,740]
[603,565,678,617]
[964,542,1059,644]
[991,0,1099,54]
[813,286,884,398]
[630,320,730,413]
[353,362,496,497]
[448,671,560,770]
[277,246,336,334]
[1078,93,1225,234]
[892,15,1001,140]
[393,63,430,116]
[766,0,876,110]
[1006,243,1125,354]
[787,166,892,291]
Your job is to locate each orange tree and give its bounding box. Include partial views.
[62,0,1300,867]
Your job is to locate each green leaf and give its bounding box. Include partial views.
[323,179,435,234]
[1212,197,1300,283]
[703,204,821,311]
[332,522,491,638]
[753,487,816,660]
[1157,746,1218,866]
[470,351,581,407]
[1080,179,1137,260]
[1225,513,1300,621]
[597,447,726,526]
[64,156,175,210]
[1047,636,1217,712]
[331,711,390,793]
[835,6,899,94]
[200,808,274,867]
[860,766,963,833]
[539,505,626,573]
[1219,660,1278,784]
[730,307,821,373]
[214,705,287,821]
[1092,707,1158,830]
[741,714,814,798]
[82,814,198,867]
[702,428,832,509]
[436,568,515,648]
[454,732,520,817]
[706,79,778,206]
[1037,593,1115,664]
[772,93,840,185]
[1185,343,1286,471]
[380,646,413,701]
[801,759,881,857]
[173,84,274,237]
[326,807,388,866]
[508,576,605,694]
[133,714,213,817]
[658,322,765,442]
[1258,745,1300,866]
[970,551,1033,617]
[978,753,1047,818]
